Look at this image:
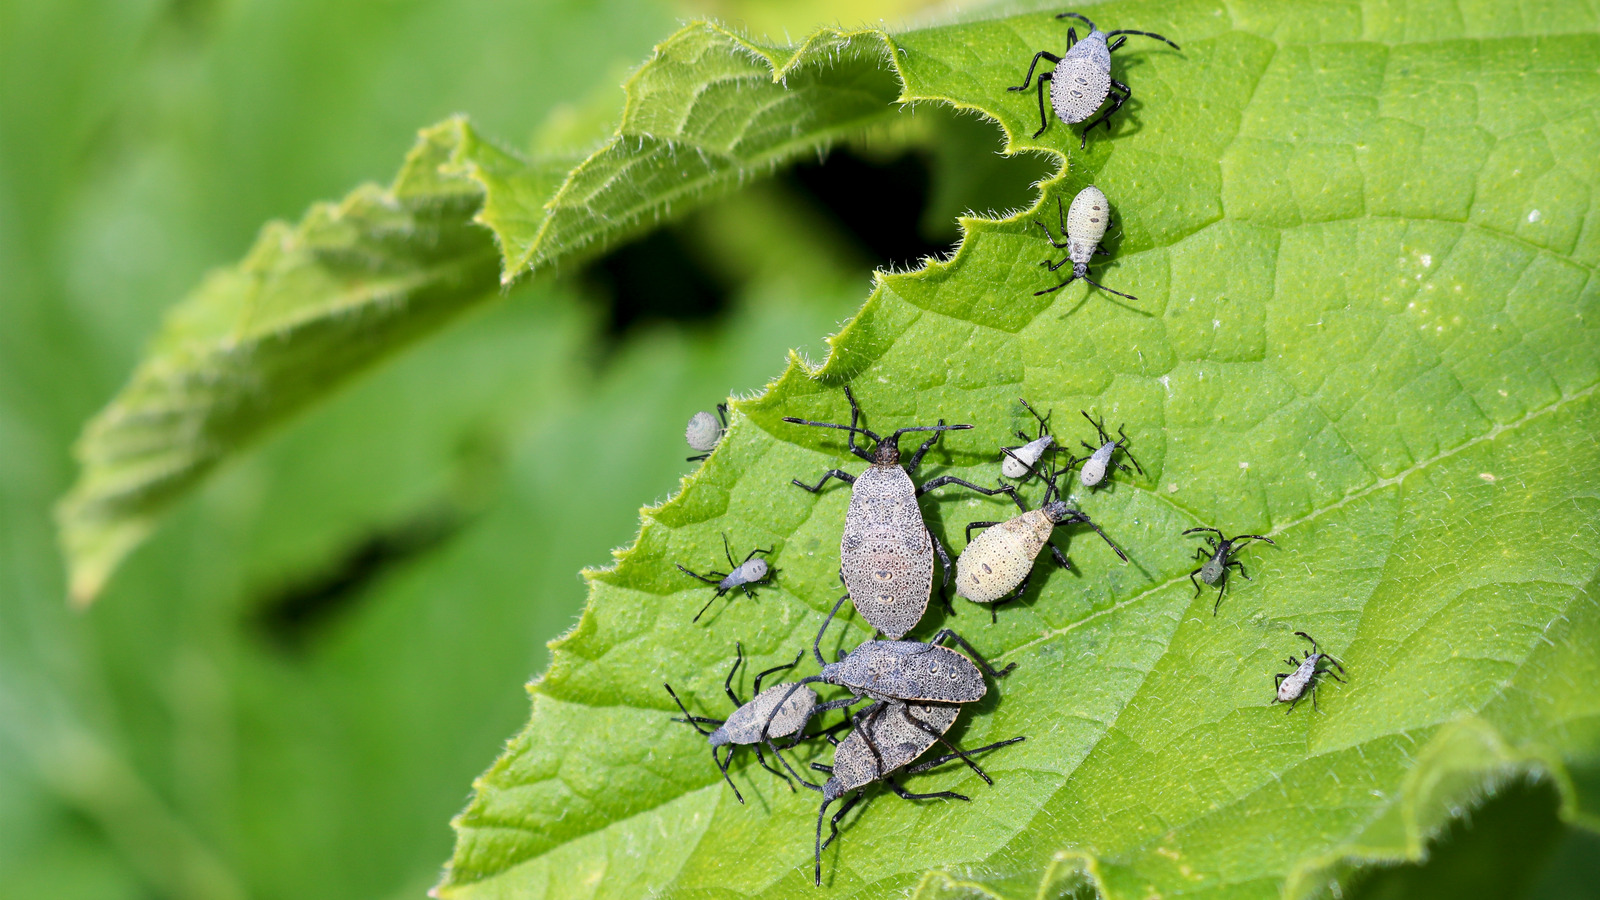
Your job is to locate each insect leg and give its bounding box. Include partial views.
[917,475,1021,500]
[903,735,1027,775]
[1033,203,1070,248]
[1031,71,1055,138]
[883,777,970,802]
[1034,271,1079,296]
[963,521,1000,544]
[723,643,745,706]
[989,570,1031,622]
[904,419,948,475]
[753,649,805,696]
[1082,78,1131,145]
[818,792,862,858]
[1047,541,1071,569]
[1007,50,1062,92]
[792,469,856,492]
[659,682,723,733]
[1229,560,1251,581]
[752,742,796,791]
[1189,569,1204,597]
[927,629,1017,678]
[714,744,746,804]
[1041,253,1074,272]
[814,593,851,665]
[929,530,956,613]
[1213,576,1229,615]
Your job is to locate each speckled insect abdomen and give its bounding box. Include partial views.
[955,513,1054,604]
[839,466,934,639]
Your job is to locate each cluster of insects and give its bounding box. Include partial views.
[661,11,1351,886]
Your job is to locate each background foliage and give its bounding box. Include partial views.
[3,1,1598,899]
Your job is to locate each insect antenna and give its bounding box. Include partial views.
[1081,274,1140,302]
[1055,11,1095,29]
[1105,29,1180,49]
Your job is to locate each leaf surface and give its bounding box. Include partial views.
[56,23,906,602]
[432,2,1600,898]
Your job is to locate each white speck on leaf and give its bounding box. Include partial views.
[1528,209,1542,223]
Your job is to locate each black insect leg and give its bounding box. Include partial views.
[1080,78,1130,148]
[662,684,722,736]
[1033,198,1070,248]
[1041,253,1074,273]
[1189,568,1205,598]
[752,743,796,792]
[1213,573,1230,615]
[1034,272,1080,296]
[753,649,804,695]
[816,791,863,877]
[963,520,1000,544]
[904,421,947,476]
[813,594,851,664]
[883,777,969,802]
[714,744,746,804]
[898,704,995,784]
[902,736,1027,775]
[792,469,857,492]
[1116,426,1145,475]
[918,475,1021,501]
[723,643,746,706]
[930,530,956,614]
[1031,71,1056,137]
[927,629,1017,678]
[1007,50,1062,92]
[988,570,1031,622]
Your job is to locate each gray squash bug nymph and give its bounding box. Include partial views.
[784,385,1023,638]
[676,533,773,622]
[685,403,728,461]
[787,699,1025,885]
[1034,187,1139,302]
[1007,11,1180,147]
[999,398,1056,482]
[1069,409,1144,488]
[1274,631,1348,712]
[1184,526,1276,614]
[956,462,1127,618]
[662,643,834,803]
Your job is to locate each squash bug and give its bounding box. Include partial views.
[784,385,1023,638]
[1274,631,1347,712]
[663,644,820,802]
[1069,409,1143,488]
[790,699,1024,885]
[1033,187,1138,301]
[956,462,1126,617]
[1007,11,1179,147]
[1184,526,1276,614]
[685,403,728,461]
[676,533,773,622]
[999,398,1056,482]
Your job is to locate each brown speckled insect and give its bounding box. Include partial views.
[955,462,1126,618]
[784,386,1021,638]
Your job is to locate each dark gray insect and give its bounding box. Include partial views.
[1033,187,1138,301]
[1185,526,1276,614]
[759,596,1016,745]
[1069,409,1143,488]
[664,643,856,803]
[789,700,1025,885]
[956,462,1126,617]
[685,403,729,461]
[1007,11,1180,147]
[999,398,1055,482]
[784,385,1021,638]
[676,533,773,622]
[1274,631,1348,712]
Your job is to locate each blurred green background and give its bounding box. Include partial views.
[2,1,1596,899]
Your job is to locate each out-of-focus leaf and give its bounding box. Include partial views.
[58,21,909,602]
[434,2,1600,898]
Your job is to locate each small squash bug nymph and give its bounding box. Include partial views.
[1034,187,1139,302]
[1007,11,1180,147]
[1184,526,1276,614]
[676,533,773,622]
[1274,631,1347,712]
[999,398,1056,482]
[1070,409,1143,488]
[685,403,728,461]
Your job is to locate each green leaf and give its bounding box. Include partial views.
[434,3,1600,898]
[56,21,908,603]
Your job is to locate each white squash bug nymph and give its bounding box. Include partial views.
[1069,409,1143,488]
[1034,187,1139,302]
[1007,11,1180,147]
[676,533,774,622]
[685,403,728,461]
[999,398,1056,482]
[1274,632,1347,713]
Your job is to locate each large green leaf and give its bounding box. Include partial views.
[56,21,908,603]
[433,2,1600,898]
